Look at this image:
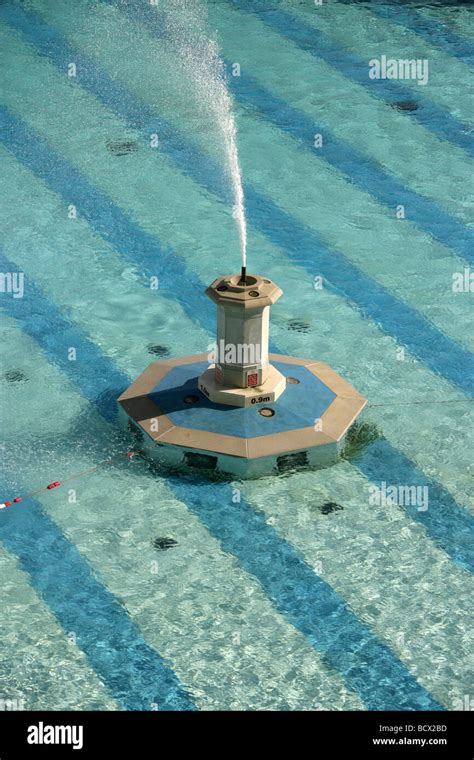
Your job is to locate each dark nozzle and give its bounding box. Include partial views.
[239,266,247,285]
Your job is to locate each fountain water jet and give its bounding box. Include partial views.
[162,0,247,270]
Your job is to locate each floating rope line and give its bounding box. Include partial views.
[0,450,141,511]
[1,397,472,509]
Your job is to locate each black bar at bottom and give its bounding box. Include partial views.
[0,710,470,758]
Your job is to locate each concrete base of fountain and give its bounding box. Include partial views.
[118,352,367,478]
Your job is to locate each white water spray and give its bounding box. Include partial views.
[161,0,247,269]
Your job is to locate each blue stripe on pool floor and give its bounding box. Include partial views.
[0,269,443,710]
[369,3,474,66]
[0,468,195,711]
[230,70,474,268]
[0,106,215,336]
[0,497,196,711]
[353,438,474,574]
[245,185,474,399]
[228,0,474,156]
[0,246,128,420]
[169,475,443,711]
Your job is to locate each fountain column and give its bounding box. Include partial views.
[198,273,286,407]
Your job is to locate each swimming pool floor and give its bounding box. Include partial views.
[0,0,472,711]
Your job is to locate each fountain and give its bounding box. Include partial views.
[118,2,366,476]
[119,266,366,476]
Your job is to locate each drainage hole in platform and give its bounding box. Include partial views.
[184,452,218,470]
[277,451,309,472]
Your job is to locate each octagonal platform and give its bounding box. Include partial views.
[118,353,367,478]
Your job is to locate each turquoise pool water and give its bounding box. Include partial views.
[0,0,472,711]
